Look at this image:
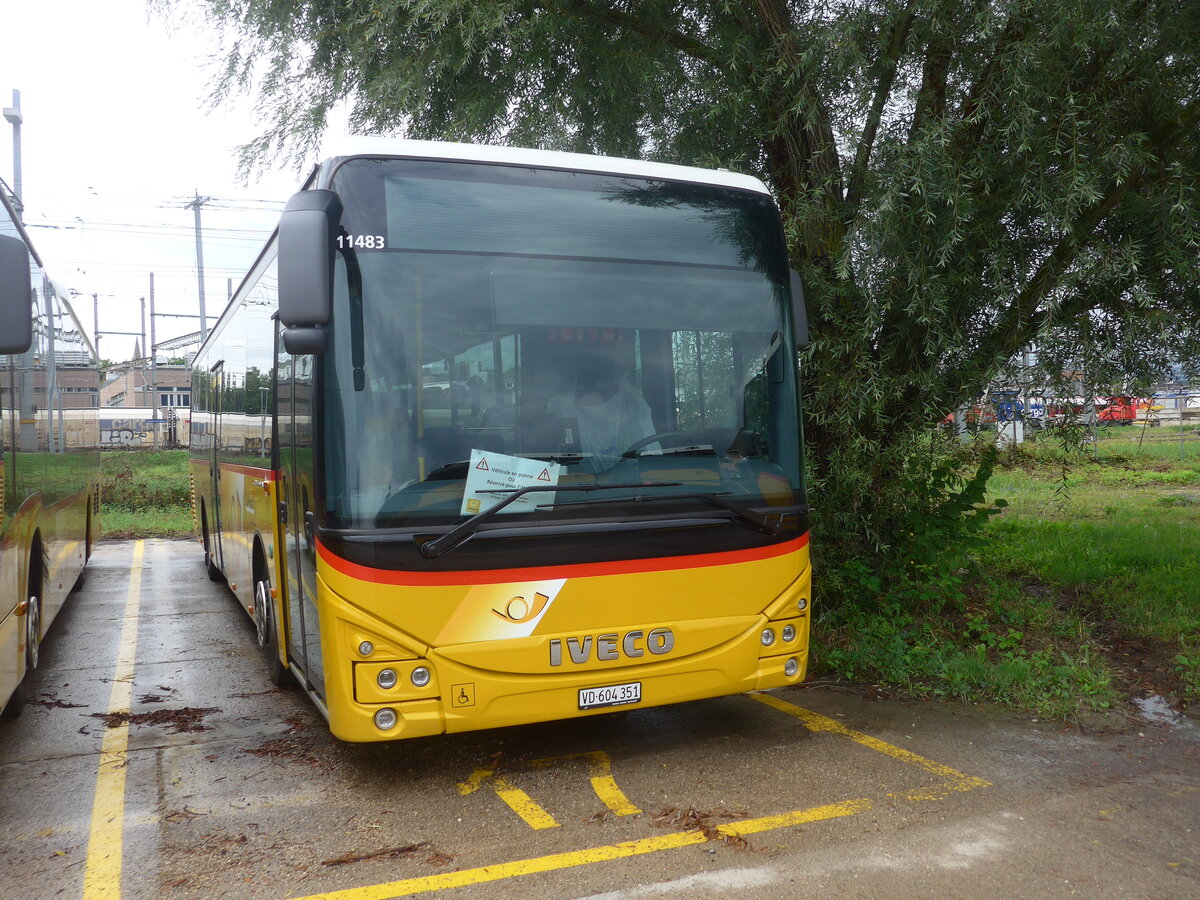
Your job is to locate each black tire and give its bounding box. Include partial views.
[72,520,90,593]
[24,594,40,672]
[3,592,40,720]
[206,550,222,582]
[202,511,222,582]
[253,576,292,686]
[1,681,25,719]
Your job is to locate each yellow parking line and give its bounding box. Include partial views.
[720,797,872,836]
[493,776,560,830]
[531,751,641,817]
[458,768,559,830]
[82,540,144,900]
[289,798,867,900]
[590,774,641,816]
[750,693,991,791]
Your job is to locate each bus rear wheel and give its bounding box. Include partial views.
[0,680,25,718]
[25,595,40,671]
[3,593,40,720]
[253,576,292,687]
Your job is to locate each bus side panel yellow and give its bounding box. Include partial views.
[202,462,276,616]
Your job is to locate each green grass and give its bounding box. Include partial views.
[816,428,1200,716]
[100,449,194,539]
[816,582,1122,718]
[981,433,1200,708]
[985,435,1200,645]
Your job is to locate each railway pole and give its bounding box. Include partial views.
[3,90,22,221]
[150,274,158,450]
[186,191,211,341]
[93,293,100,361]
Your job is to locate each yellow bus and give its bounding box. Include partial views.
[190,140,810,742]
[0,187,100,718]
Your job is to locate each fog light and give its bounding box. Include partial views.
[377,668,398,690]
[359,641,374,657]
[782,624,796,642]
[760,628,776,647]
[374,707,398,730]
[784,657,800,677]
[797,597,808,612]
[411,666,431,688]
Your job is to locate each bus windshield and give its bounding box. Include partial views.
[320,159,803,531]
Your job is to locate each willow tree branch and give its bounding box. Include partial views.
[844,5,916,220]
[967,96,1199,385]
[536,0,725,70]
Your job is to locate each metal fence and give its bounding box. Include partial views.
[954,391,1200,458]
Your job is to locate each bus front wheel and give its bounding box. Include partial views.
[202,511,222,582]
[253,576,292,687]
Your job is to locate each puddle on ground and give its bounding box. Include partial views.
[1132,694,1199,738]
[1133,694,1180,726]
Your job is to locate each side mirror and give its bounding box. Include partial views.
[278,189,343,353]
[282,326,330,355]
[0,234,33,355]
[789,269,810,348]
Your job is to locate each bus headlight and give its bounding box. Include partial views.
[374,708,398,730]
[782,624,796,642]
[760,628,776,647]
[358,641,375,657]
[797,597,808,612]
[411,666,431,688]
[376,668,398,690]
[784,657,800,677]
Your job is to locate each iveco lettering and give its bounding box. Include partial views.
[548,628,676,666]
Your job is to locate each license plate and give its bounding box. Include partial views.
[578,681,641,710]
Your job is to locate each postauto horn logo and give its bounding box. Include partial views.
[435,579,566,644]
[492,592,551,624]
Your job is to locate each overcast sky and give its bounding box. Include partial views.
[0,0,338,361]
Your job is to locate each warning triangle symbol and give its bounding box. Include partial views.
[476,457,490,471]
[537,468,551,482]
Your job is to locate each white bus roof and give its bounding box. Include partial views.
[316,137,772,196]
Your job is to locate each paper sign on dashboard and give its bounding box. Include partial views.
[461,450,561,516]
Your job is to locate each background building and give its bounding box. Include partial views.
[100,362,191,410]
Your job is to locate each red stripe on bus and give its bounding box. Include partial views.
[316,533,810,586]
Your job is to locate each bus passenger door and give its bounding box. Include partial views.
[209,360,225,571]
[276,341,325,696]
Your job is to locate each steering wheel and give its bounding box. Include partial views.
[621,431,706,459]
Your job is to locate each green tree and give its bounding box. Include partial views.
[196,0,1200,595]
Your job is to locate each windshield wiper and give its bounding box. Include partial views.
[418,482,681,560]
[549,490,784,535]
[340,236,366,391]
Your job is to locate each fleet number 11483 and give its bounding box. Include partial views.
[337,234,386,249]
